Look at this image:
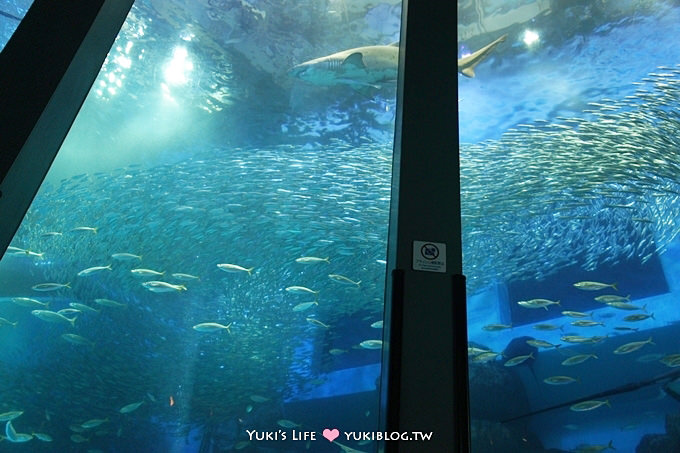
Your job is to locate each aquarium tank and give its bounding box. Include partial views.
[460,1,680,453]
[1,0,680,452]
[0,0,32,51]
[0,0,400,451]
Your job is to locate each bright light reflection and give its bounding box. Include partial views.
[114,55,132,69]
[180,30,195,42]
[163,46,193,86]
[161,82,177,104]
[523,29,540,46]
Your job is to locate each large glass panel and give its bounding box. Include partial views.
[460,1,680,452]
[0,0,402,450]
[0,0,33,52]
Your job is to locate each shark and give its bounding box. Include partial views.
[289,34,507,87]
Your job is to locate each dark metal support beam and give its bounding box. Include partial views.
[383,0,468,451]
[0,0,134,255]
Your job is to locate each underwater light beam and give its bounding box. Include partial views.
[163,46,194,86]
[523,29,540,47]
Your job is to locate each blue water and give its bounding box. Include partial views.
[0,0,33,52]
[2,0,680,452]
[459,1,680,144]
[1,143,390,451]
[461,2,680,452]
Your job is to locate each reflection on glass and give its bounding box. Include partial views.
[0,0,401,450]
[460,1,680,452]
[0,0,34,52]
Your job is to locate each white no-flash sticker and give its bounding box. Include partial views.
[412,241,446,273]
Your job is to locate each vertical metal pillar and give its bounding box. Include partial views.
[383,0,468,451]
[0,0,134,254]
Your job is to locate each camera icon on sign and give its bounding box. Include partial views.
[420,243,439,260]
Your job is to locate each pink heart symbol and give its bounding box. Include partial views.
[322,428,340,442]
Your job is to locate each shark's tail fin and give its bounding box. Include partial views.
[460,34,507,78]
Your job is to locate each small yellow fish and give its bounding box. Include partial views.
[94,298,127,308]
[613,326,638,332]
[111,253,142,261]
[6,247,44,258]
[292,301,318,312]
[193,322,232,333]
[570,400,610,411]
[61,333,95,347]
[482,323,512,331]
[636,353,664,363]
[69,424,85,433]
[286,286,319,295]
[359,340,383,350]
[32,310,77,327]
[561,354,598,366]
[131,268,164,277]
[594,294,630,303]
[504,353,534,367]
[295,256,329,264]
[613,337,654,355]
[31,282,70,292]
[533,323,562,331]
[71,226,97,233]
[11,297,49,308]
[70,434,89,443]
[217,263,254,275]
[69,302,100,313]
[570,320,604,327]
[561,335,607,344]
[171,273,200,281]
[0,317,18,327]
[119,401,144,414]
[277,419,301,428]
[328,274,361,286]
[562,311,591,318]
[32,432,53,442]
[472,351,502,362]
[623,313,654,322]
[5,420,32,442]
[0,411,23,421]
[605,302,644,311]
[574,281,617,291]
[80,418,108,429]
[142,281,187,293]
[306,317,330,328]
[660,354,680,367]
[517,299,560,310]
[77,264,112,277]
[543,375,579,385]
[526,339,560,349]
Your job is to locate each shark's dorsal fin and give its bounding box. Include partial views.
[342,52,365,69]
